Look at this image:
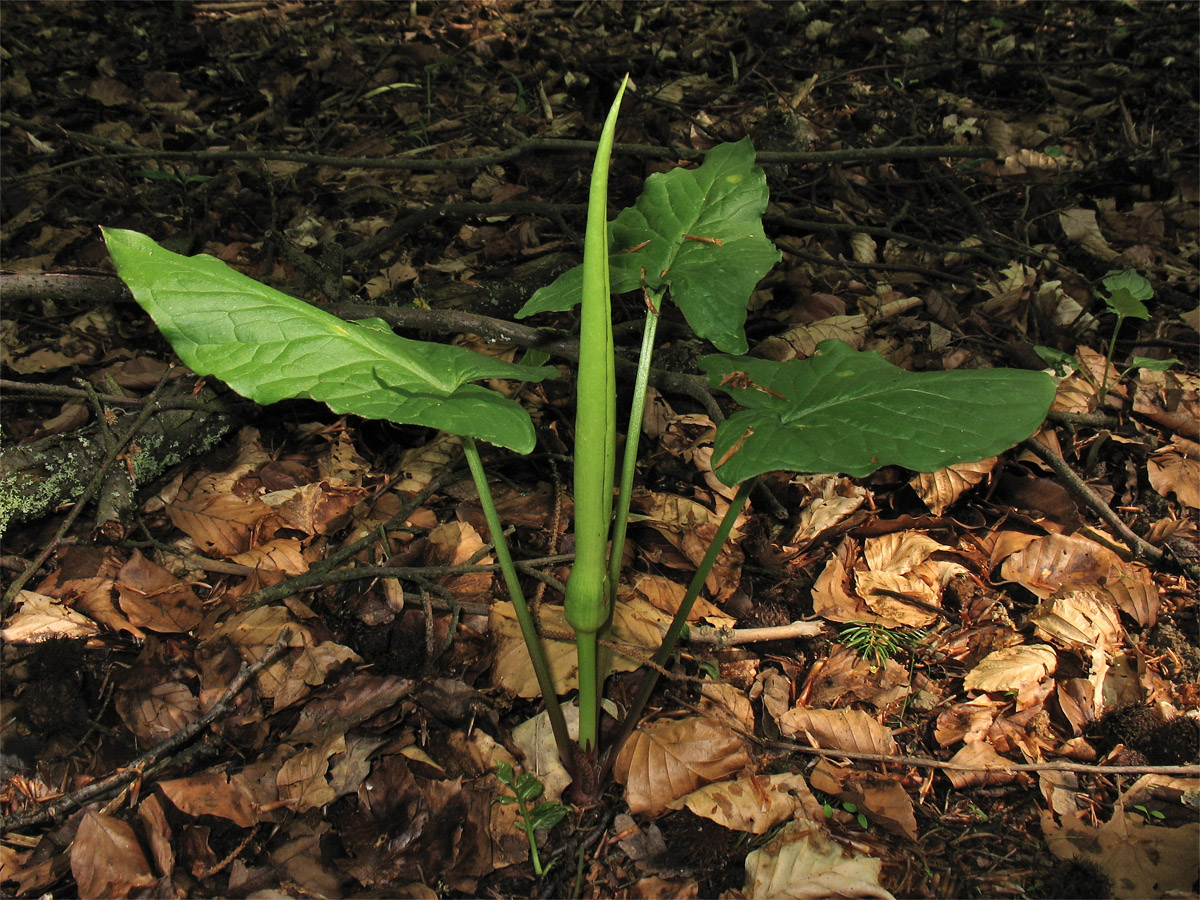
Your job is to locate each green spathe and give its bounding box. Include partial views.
[102,227,557,453]
[702,340,1056,485]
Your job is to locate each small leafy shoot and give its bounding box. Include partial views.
[495,762,570,876]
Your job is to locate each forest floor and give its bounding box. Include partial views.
[1,2,1198,898]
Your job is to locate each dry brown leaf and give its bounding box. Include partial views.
[1059,207,1120,261]
[613,716,750,815]
[668,771,822,834]
[785,475,869,548]
[1030,586,1124,652]
[136,794,174,879]
[755,314,869,362]
[1042,805,1200,899]
[632,490,746,601]
[944,741,1019,789]
[808,758,917,840]
[114,550,204,632]
[777,707,898,756]
[491,596,667,697]
[0,590,101,643]
[963,643,1057,694]
[1101,571,1159,628]
[909,457,996,516]
[998,533,1120,598]
[158,771,261,826]
[115,680,200,746]
[70,810,157,900]
[742,820,896,899]
[1147,444,1200,509]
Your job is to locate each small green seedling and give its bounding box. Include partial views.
[1036,269,1179,394]
[494,762,570,876]
[821,797,870,830]
[838,622,927,671]
[1131,803,1166,825]
[102,73,1056,795]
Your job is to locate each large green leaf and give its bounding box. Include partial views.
[102,228,557,453]
[701,340,1055,485]
[517,138,780,355]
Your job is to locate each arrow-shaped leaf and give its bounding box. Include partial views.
[102,228,556,453]
[701,340,1055,484]
[517,138,780,355]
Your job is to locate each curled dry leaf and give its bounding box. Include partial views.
[777,707,899,757]
[0,590,101,643]
[963,643,1057,694]
[785,474,869,548]
[1029,586,1123,651]
[1147,443,1200,509]
[742,820,896,900]
[668,770,823,834]
[613,716,750,815]
[909,457,996,516]
[114,550,204,632]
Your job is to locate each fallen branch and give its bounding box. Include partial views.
[0,629,292,832]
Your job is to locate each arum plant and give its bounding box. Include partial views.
[102,74,1057,794]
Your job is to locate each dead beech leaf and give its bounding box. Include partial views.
[158,771,260,826]
[70,810,157,900]
[613,716,750,815]
[944,741,1019,789]
[998,533,1119,599]
[1147,446,1200,509]
[1101,572,1159,628]
[490,598,667,697]
[0,590,101,643]
[1030,586,1123,651]
[909,457,996,516]
[807,759,917,840]
[625,572,733,629]
[777,707,898,757]
[1042,805,1200,899]
[742,820,895,900]
[230,537,309,574]
[812,538,897,626]
[115,681,200,745]
[1059,208,1119,262]
[963,644,1057,694]
[136,794,174,879]
[785,474,868,548]
[632,491,746,601]
[114,550,204,632]
[393,432,462,494]
[668,771,822,834]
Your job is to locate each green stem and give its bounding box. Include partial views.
[608,300,662,598]
[605,478,754,767]
[516,796,545,876]
[463,436,571,762]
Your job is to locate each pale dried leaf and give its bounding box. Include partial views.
[808,759,917,840]
[1042,807,1200,899]
[1030,587,1123,651]
[668,771,822,834]
[755,314,869,362]
[777,707,898,756]
[963,644,1057,694]
[614,716,750,815]
[909,458,996,516]
[1059,208,1119,262]
[1100,571,1159,628]
[1147,447,1200,509]
[785,475,868,547]
[742,820,896,899]
[1,591,101,643]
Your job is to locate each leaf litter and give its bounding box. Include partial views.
[1,2,1198,899]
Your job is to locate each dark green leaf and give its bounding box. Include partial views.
[702,340,1055,485]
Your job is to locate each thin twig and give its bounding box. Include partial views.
[0,629,292,832]
[766,737,1200,777]
[0,114,998,176]
[1020,437,1165,564]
